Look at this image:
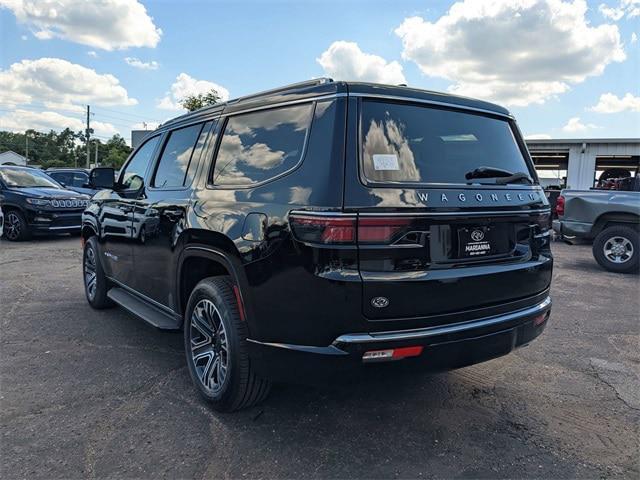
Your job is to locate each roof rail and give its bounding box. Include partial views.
[159,78,334,129]
[227,78,333,104]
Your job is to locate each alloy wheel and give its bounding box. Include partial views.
[5,212,21,240]
[84,245,98,301]
[190,299,229,394]
[603,236,634,264]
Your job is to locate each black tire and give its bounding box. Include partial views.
[3,209,31,241]
[184,276,271,411]
[592,225,639,274]
[83,236,114,309]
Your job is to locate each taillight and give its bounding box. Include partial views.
[290,213,417,245]
[358,217,412,244]
[556,195,565,217]
[289,214,356,244]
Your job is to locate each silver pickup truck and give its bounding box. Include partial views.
[554,179,639,273]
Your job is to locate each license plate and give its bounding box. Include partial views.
[458,226,494,258]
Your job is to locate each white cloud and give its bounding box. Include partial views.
[562,117,598,133]
[317,41,406,85]
[395,0,626,107]
[0,109,117,137]
[632,32,638,43]
[157,73,229,111]
[589,92,640,113]
[124,57,159,70]
[525,134,552,140]
[87,51,97,58]
[599,3,625,19]
[599,1,640,20]
[0,58,137,110]
[0,0,162,50]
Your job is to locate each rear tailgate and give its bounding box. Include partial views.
[344,96,553,327]
[356,202,552,322]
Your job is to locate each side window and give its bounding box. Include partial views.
[71,172,89,187]
[50,172,71,185]
[212,103,313,186]
[120,135,161,190]
[152,122,209,189]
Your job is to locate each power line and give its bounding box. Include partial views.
[92,106,159,121]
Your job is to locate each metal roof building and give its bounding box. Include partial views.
[525,138,640,190]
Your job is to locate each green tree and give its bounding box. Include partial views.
[180,89,221,111]
[102,134,131,169]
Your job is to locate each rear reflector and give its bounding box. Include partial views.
[362,346,424,362]
[533,312,549,326]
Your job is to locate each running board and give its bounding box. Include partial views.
[107,287,181,330]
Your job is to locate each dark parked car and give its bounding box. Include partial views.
[0,166,90,241]
[81,79,553,411]
[46,168,98,196]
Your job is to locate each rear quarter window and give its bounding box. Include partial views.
[212,103,314,187]
[361,100,532,185]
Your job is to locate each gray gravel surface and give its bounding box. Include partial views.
[1,236,638,479]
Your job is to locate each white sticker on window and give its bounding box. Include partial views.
[372,154,399,171]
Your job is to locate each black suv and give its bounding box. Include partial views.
[0,165,90,241]
[81,79,553,411]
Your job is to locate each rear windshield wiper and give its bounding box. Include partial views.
[465,167,532,185]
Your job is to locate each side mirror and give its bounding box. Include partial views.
[90,167,115,189]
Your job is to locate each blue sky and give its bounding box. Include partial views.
[1,0,638,143]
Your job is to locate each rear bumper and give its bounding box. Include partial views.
[247,296,552,384]
[553,219,592,238]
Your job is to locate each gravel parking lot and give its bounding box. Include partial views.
[1,237,638,479]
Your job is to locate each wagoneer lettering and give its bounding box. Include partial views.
[80,79,553,411]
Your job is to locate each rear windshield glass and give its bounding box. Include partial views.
[361,100,532,185]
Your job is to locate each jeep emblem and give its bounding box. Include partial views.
[471,230,485,242]
[371,296,390,308]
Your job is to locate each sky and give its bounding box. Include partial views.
[0,0,639,145]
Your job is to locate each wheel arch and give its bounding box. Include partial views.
[176,231,253,333]
[591,212,640,237]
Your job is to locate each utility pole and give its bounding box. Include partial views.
[25,134,29,162]
[94,140,99,167]
[85,105,91,168]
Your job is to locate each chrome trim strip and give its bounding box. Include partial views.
[247,296,552,353]
[289,210,356,217]
[333,296,552,345]
[47,224,81,230]
[350,93,513,119]
[289,208,551,218]
[357,208,551,217]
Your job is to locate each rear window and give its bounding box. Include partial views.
[361,100,532,185]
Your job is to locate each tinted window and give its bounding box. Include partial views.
[49,172,72,185]
[120,135,160,190]
[213,103,313,186]
[152,123,206,188]
[51,171,88,187]
[361,101,531,185]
